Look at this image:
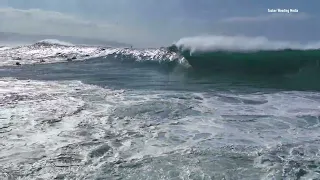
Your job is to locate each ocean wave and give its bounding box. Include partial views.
[1,36,320,76]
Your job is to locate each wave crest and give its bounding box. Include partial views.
[35,39,74,46]
[173,35,320,53]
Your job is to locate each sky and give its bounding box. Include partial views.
[0,0,319,47]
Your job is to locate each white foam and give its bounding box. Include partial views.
[0,78,117,176]
[196,91,320,146]
[0,78,200,178]
[174,35,320,52]
[1,78,319,179]
[0,43,180,67]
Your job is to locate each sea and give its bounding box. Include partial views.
[0,36,320,180]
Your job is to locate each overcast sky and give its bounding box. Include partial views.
[0,0,319,47]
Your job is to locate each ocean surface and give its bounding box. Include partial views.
[0,36,320,180]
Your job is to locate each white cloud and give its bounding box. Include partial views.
[221,13,310,23]
[0,8,150,45]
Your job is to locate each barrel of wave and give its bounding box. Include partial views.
[168,35,320,75]
[168,44,320,75]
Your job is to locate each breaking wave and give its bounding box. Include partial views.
[1,36,320,76]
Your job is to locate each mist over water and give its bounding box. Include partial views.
[0,36,320,179]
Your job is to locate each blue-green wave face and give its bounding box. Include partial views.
[179,49,320,74]
[169,36,320,75]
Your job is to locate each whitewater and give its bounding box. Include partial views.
[0,36,320,180]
